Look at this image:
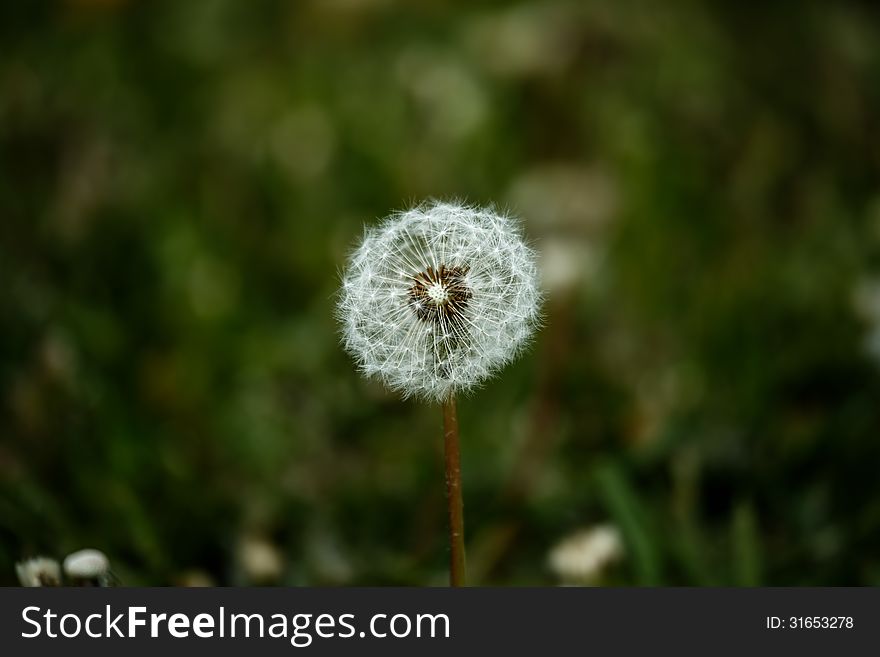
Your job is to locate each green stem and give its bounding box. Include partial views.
[442,396,467,587]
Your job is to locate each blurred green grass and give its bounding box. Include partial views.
[2,0,880,585]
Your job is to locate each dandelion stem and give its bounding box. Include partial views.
[442,396,467,587]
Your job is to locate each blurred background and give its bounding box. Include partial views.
[2,0,880,586]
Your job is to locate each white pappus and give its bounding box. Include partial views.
[338,201,542,402]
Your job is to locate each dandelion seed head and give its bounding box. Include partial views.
[63,548,110,581]
[548,524,624,585]
[338,201,541,402]
[16,557,62,587]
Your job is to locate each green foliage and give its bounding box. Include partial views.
[2,0,880,585]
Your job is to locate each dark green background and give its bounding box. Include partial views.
[2,0,879,585]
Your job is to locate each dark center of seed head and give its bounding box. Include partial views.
[408,264,472,324]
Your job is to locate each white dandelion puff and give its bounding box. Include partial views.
[63,548,113,586]
[16,556,62,587]
[548,524,624,585]
[338,201,542,402]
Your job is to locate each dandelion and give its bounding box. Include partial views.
[338,200,541,585]
[16,557,62,587]
[548,524,624,585]
[339,201,540,402]
[237,534,284,585]
[63,548,114,586]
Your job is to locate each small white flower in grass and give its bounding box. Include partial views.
[338,201,541,402]
[548,524,624,585]
[237,534,284,584]
[63,548,112,586]
[16,557,61,587]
